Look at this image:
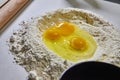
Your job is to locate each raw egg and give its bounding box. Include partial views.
[42,22,97,62]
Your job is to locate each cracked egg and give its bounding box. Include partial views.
[42,21,97,62]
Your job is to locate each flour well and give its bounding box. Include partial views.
[8,8,120,80]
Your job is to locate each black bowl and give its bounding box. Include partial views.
[60,61,120,80]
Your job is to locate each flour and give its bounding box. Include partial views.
[8,8,120,80]
[8,19,73,80]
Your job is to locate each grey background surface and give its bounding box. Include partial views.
[106,0,120,4]
[0,0,120,80]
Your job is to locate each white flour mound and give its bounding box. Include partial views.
[8,8,120,80]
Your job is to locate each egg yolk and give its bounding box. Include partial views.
[43,22,75,40]
[57,22,75,36]
[70,37,86,50]
[43,27,61,40]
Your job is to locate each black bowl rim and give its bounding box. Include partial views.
[59,61,120,80]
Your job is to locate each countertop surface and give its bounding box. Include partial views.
[106,0,120,4]
[0,0,120,80]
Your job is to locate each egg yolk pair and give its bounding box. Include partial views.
[43,22,86,50]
